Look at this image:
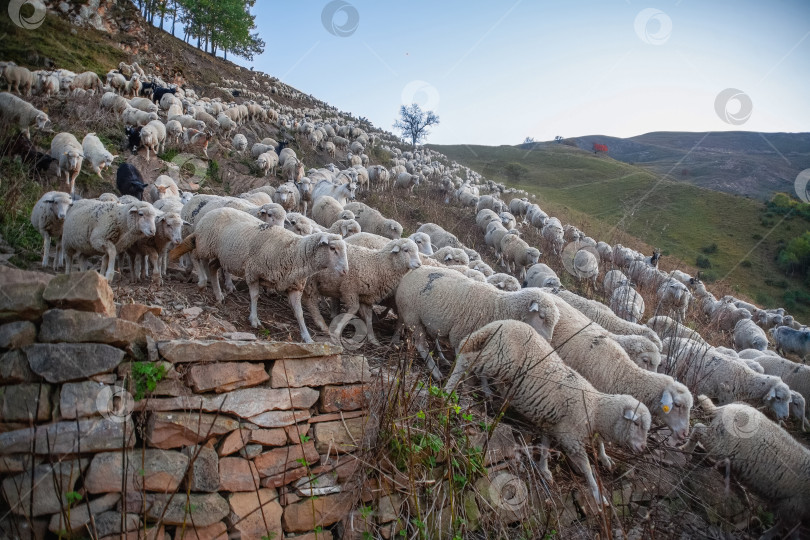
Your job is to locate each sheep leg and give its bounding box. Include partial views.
[302,290,330,333]
[680,423,706,454]
[359,304,380,346]
[148,249,161,285]
[41,232,51,267]
[208,260,225,303]
[413,326,442,380]
[597,441,614,471]
[536,434,554,483]
[566,446,604,509]
[100,242,117,281]
[223,271,236,293]
[288,289,313,343]
[247,278,262,328]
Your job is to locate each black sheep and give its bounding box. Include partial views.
[116,163,147,200]
[124,125,142,154]
[151,86,176,104]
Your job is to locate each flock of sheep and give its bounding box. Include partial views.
[3,56,810,538]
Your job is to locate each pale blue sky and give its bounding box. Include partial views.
[239,1,810,145]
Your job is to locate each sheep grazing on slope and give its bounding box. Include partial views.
[344,202,402,239]
[486,273,521,291]
[81,133,117,177]
[127,211,185,285]
[733,318,769,351]
[408,232,434,256]
[394,267,559,379]
[430,246,469,266]
[49,132,84,196]
[3,65,33,94]
[232,134,248,154]
[445,320,651,507]
[682,396,810,539]
[770,326,810,360]
[144,175,179,203]
[523,263,561,288]
[183,128,212,158]
[753,354,810,431]
[656,279,691,321]
[30,191,73,270]
[476,209,501,232]
[501,235,540,282]
[646,315,707,345]
[417,222,463,250]
[603,269,628,296]
[541,217,564,255]
[61,199,157,281]
[272,182,301,213]
[0,92,50,138]
[610,284,645,324]
[170,207,348,340]
[140,119,167,161]
[546,293,693,443]
[312,197,354,228]
[608,333,661,372]
[304,238,421,345]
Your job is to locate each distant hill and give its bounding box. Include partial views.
[522,131,810,200]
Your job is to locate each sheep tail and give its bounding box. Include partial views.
[696,394,718,417]
[169,233,195,261]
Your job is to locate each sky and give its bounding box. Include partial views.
[237,1,810,145]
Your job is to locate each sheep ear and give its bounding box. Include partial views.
[765,387,776,401]
[529,301,540,312]
[319,234,330,245]
[129,206,138,213]
[182,220,191,226]
[623,409,639,422]
[391,245,401,253]
[660,390,673,414]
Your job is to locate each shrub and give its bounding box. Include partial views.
[696,255,712,268]
[740,260,753,268]
[701,243,718,254]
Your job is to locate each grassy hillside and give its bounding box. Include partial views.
[431,143,810,320]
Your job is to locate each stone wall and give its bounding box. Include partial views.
[0,267,379,539]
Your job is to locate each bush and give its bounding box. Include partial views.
[696,255,712,268]
[751,233,763,240]
[764,278,789,289]
[701,243,718,254]
[740,260,753,268]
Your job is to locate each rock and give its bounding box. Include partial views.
[249,428,288,447]
[271,355,371,388]
[141,311,179,340]
[288,532,333,540]
[469,422,518,466]
[0,427,35,454]
[228,488,282,539]
[39,309,146,347]
[253,441,320,478]
[0,383,51,422]
[187,362,269,393]
[59,380,110,419]
[319,384,370,413]
[218,427,253,457]
[285,423,311,445]
[247,409,311,428]
[24,343,125,383]
[260,465,309,489]
[172,521,228,540]
[295,469,339,497]
[118,303,162,323]
[0,454,38,474]
[313,417,369,454]
[85,450,188,493]
[0,266,52,322]
[34,416,135,454]
[132,388,317,419]
[0,321,36,350]
[42,270,115,316]
[282,493,353,533]
[0,349,36,383]
[48,492,120,534]
[1,459,87,516]
[183,306,204,318]
[183,444,220,492]
[94,511,141,537]
[219,457,260,492]
[222,332,257,341]
[242,443,262,459]
[158,339,342,363]
[146,412,239,449]
[101,525,165,540]
[145,493,229,527]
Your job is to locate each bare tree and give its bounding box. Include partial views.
[393,104,440,147]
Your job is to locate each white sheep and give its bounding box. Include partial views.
[3,65,33,94]
[501,236,540,282]
[610,284,645,324]
[0,92,50,138]
[546,293,693,443]
[430,246,469,266]
[129,96,159,113]
[646,315,707,345]
[144,175,179,203]
[753,353,810,431]
[344,202,402,239]
[681,396,810,539]
[476,209,500,232]
[122,106,158,127]
[311,179,357,207]
[312,197,354,228]
[541,217,564,255]
[62,199,157,281]
[733,318,769,351]
[446,265,487,282]
[256,151,279,177]
[603,269,628,296]
[394,172,420,193]
[417,222,463,250]
[272,182,301,213]
[408,232,433,256]
[282,158,305,184]
[283,212,314,236]
[327,218,361,238]
[394,267,560,379]
[165,120,183,144]
[523,263,560,288]
[278,147,296,167]
[656,279,691,321]
[30,191,73,269]
[239,191,272,206]
[49,132,84,196]
[79,133,117,178]
[486,273,521,291]
[445,320,651,506]
[140,120,167,161]
[171,207,348,340]
[769,326,810,360]
[609,333,661,372]
[232,133,248,154]
[127,211,185,284]
[304,238,421,345]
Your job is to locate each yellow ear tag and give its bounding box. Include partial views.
[662,405,671,413]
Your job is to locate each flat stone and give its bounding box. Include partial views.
[187,362,269,393]
[100,526,165,540]
[0,383,52,422]
[248,409,311,428]
[158,339,342,363]
[319,384,370,413]
[183,444,220,492]
[141,312,178,340]
[219,427,253,457]
[0,515,49,540]
[0,321,36,350]
[48,492,120,534]
[469,423,518,466]
[0,427,35,454]
[145,493,229,527]
[377,494,402,524]
[289,532,334,540]
[242,443,263,459]
[60,380,110,419]
[146,412,239,449]
[0,454,38,474]
[0,266,52,323]
[85,450,188,493]
[253,441,320,478]
[94,511,141,536]
[260,466,309,489]
[250,428,288,447]
[222,332,257,341]
[1,459,87,516]
[131,388,318,419]
[228,488,282,539]
[42,270,115,316]
[39,309,146,347]
[183,306,204,318]
[294,469,339,497]
[172,521,228,540]
[313,417,369,454]
[285,423,311,445]
[0,349,36,383]
[118,303,162,323]
[271,355,371,388]
[308,410,366,424]
[25,343,125,383]
[282,493,353,533]
[219,457,261,491]
[34,416,135,454]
